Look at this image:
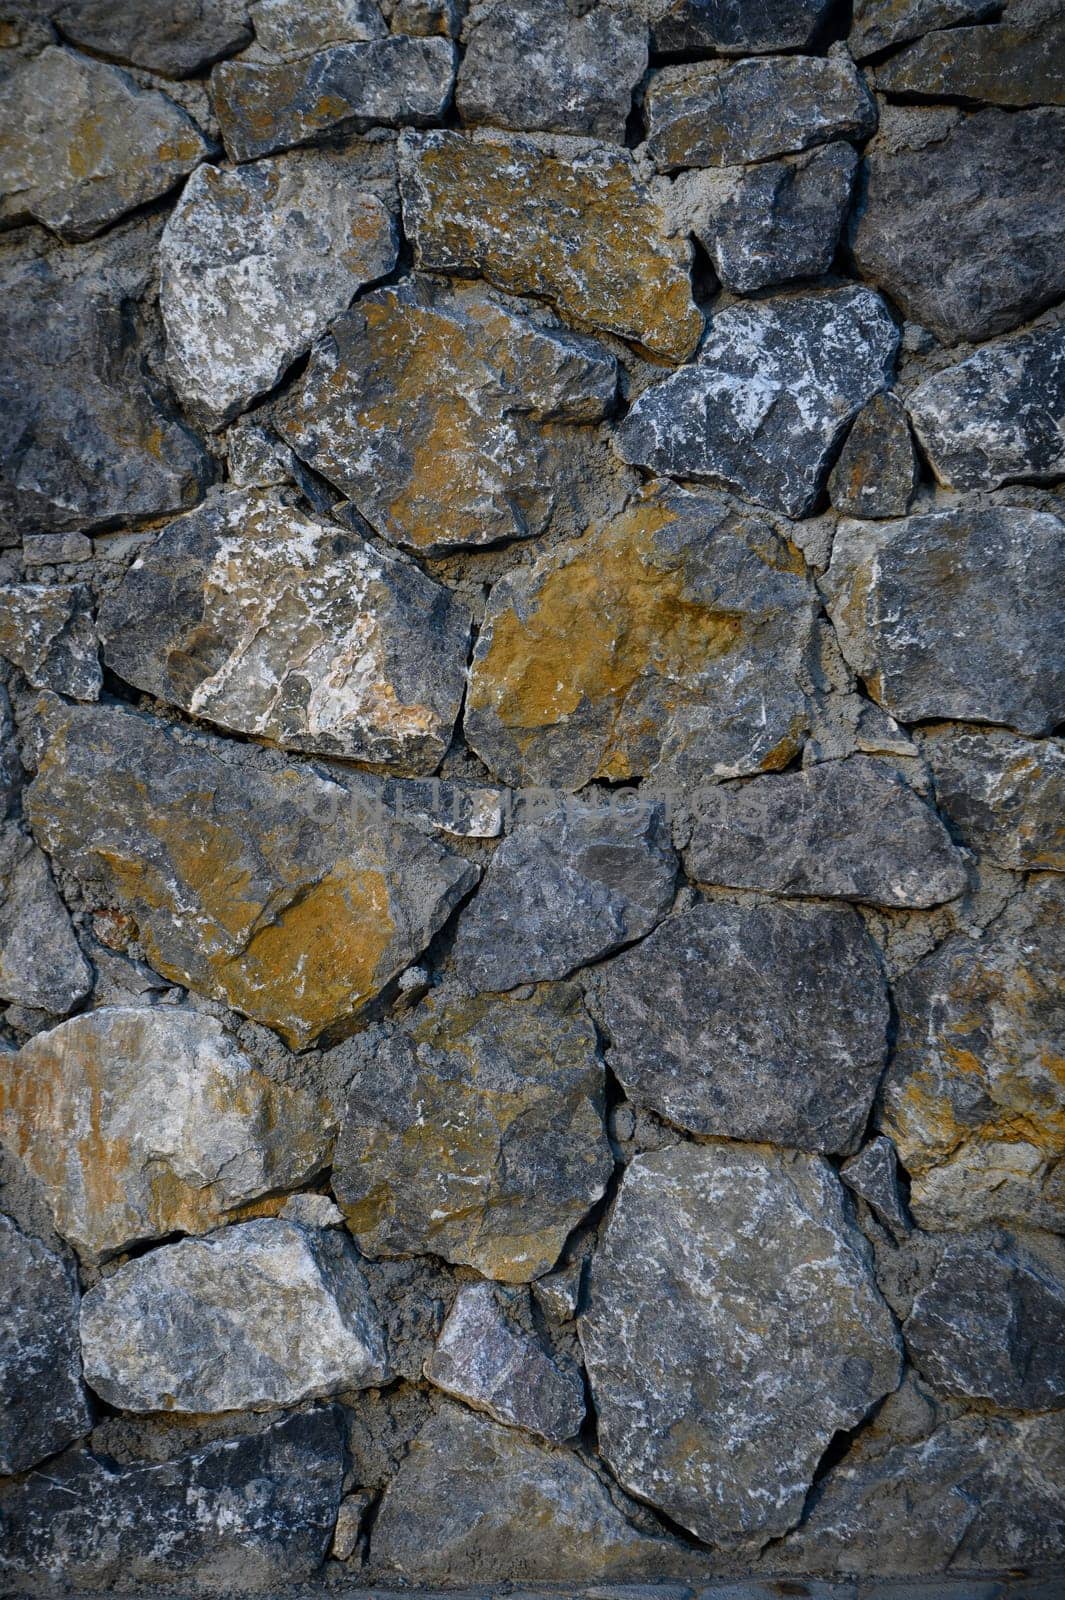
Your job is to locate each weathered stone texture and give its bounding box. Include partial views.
[829,391,919,518]
[850,0,996,59]
[251,0,387,56]
[55,0,254,76]
[874,11,1065,107]
[919,724,1065,872]
[651,0,835,54]
[0,825,92,1016]
[0,584,100,701]
[841,1135,911,1238]
[0,1216,90,1476]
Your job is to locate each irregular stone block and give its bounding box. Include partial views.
[0,824,92,1016]
[588,897,889,1155]
[80,1218,390,1411]
[615,287,898,518]
[399,129,703,361]
[0,584,101,700]
[919,724,1065,872]
[465,482,820,789]
[644,53,875,171]
[684,755,967,908]
[906,324,1065,493]
[0,1007,332,1261]
[55,0,253,76]
[332,982,612,1281]
[251,0,387,56]
[580,1144,902,1548]
[98,491,471,774]
[841,1135,911,1238]
[161,151,398,427]
[0,48,210,241]
[875,11,1065,107]
[829,391,918,518]
[651,0,834,54]
[823,507,1065,735]
[213,36,456,162]
[276,278,618,554]
[25,703,478,1048]
[850,0,996,59]
[0,1216,90,1475]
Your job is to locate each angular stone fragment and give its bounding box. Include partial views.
[400,130,702,361]
[651,0,834,54]
[589,897,889,1154]
[581,1144,902,1548]
[616,288,898,519]
[0,584,100,700]
[0,1216,90,1475]
[213,36,456,163]
[841,1136,911,1238]
[457,0,647,141]
[161,152,397,427]
[0,824,92,1016]
[875,12,1065,107]
[0,48,210,241]
[850,0,996,59]
[0,1007,331,1262]
[823,508,1065,735]
[55,0,253,76]
[829,392,918,518]
[25,703,478,1047]
[644,54,875,172]
[81,1218,389,1412]
[425,1282,585,1441]
[0,691,18,819]
[466,484,819,790]
[850,108,1065,343]
[919,724,1065,872]
[98,492,470,773]
[907,325,1065,493]
[332,983,611,1281]
[0,1410,345,1591]
[451,799,676,990]
[252,0,387,56]
[880,876,1065,1232]
[277,279,617,554]
[685,755,966,908]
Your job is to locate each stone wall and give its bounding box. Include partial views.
[0,0,1063,1591]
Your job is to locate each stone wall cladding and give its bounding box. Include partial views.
[0,0,1062,1592]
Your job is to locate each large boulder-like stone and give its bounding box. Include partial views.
[80,1218,390,1412]
[0,824,92,1016]
[823,508,1065,736]
[0,48,210,241]
[465,483,820,789]
[919,724,1065,872]
[276,278,618,555]
[850,0,995,59]
[0,1007,332,1262]
[0,584,100,701]
[161,151,398,427]
[651,0,834,54]
[580,1144,902,1548]
[829,391,918,518]
[615,288,898,518]
[588,897,889,1154]
[850,107,1065,343]
[875,11,1065,107]
[399,130,703,361]
[332,982,611,1282]
[0,1216,90,1476]
[98,492,471,774]
[25,703,478,1048]
[54,0,253,76]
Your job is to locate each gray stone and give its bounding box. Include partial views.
[279,1192,344,1228]
[823,507,1065,735]
[80,1218,390,1412]
[650,0,834,55]
[919,724,1065,872]
[161,151,397,427]
[251,0,387,56]
[213,36,456,163]
[0,48,210,241]
[450,798,676,991]
[226,422,297,488]
[332,982,611,1282]
[644,54,876,171]
[0,1007,332,1261]
[840,1136,911,1238]
[55,0,253,76]
[0,584,100,700]
[684,755,967,909]
[98,491,471,774]
[0,824,92,1016]
[615,288,899,519]
[424,1282,585,1441]
[0,1215,90,1475]
[906,325,1065,493]
[0,1409,345,1590]
[829,392,919,518]
[589,897,889,1154]
[0,690,18,819]
[850,107,1065,344]
[874,11,1065,107]
[20,532,94,567]
[850,0,996,59]
[580,1144,902,1548]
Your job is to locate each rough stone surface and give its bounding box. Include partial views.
[875,12,1065,107]
[80,1218,389,1411]
[829,392,919,518]
[399,130,703,361]
[0,824,92,1016]
[589,897,889,1155]
[332,982,612,1281]
[684,755,967,908]
[55,0,254,76]
[251,0,387,56]
[616,288,899,519]
[98,491,471,773]
[25,703,478,1047]
[0,584,101,700]
[161,151,398,427]
[651,0,834,55]
[823,507,1065,736]
[0,1007,331,1261]
[0,1215,90,1476]
[580,1144,902,1548]
[840,1136,911,1238]
[850,0,996,59]
[919,724,1065,872]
